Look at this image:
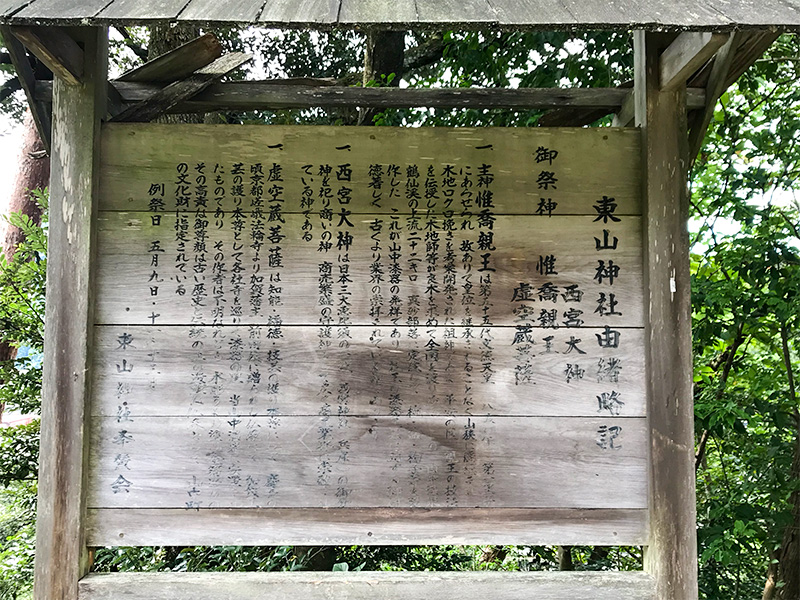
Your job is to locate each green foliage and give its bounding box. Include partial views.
[690,33,800,600]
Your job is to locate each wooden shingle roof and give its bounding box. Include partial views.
[1,0,800,29]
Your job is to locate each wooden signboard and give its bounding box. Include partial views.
[85,124,647,546]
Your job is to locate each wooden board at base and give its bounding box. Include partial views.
[79,571,656,600]
[86,507,648,546]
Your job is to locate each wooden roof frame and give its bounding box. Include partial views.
[9,10,790,600]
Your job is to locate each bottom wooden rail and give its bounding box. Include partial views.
[79,571,656,600]
[86,507,648,546]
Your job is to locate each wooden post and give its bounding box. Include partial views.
[33,26,107,600]
[634,31,698,600]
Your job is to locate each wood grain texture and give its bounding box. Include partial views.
[660,32,728,91]
[258,0,340,24]
[561,0,727,27]
[93,212,644,326]
[87,415,647,509]
[79,571,656,600]
[98,123,641,214]
[95,0,189,20]
[634,31,698,600]
[0,0,32,17]
[121,83,634,112]
[110,52,251,122]
[415,0,497,23]
[86,507,649,545]
[0,25,51,152]
[489,0,575,26]
[338,0,417,24]
[178,0,264,22]
[13,0,109,19]
[89,325,646,418]
[11,25,84,84]
[33,25,106,600]
[5,0,800,27]
[699,0,800,25]
[688,32,738,166]
[116,32,222,83]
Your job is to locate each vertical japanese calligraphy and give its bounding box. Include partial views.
[88,125,647,544]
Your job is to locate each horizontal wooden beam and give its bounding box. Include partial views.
[10,25,83,85]
[36,80,706,113]
[660,31,728,91]
[86,507,649,546]
[116,32,223,83]
[79,572,656,600]
[110,52,252,122]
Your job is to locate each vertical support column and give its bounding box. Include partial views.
[34,26,107,600]
[633,31,698,600]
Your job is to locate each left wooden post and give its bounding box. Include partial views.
[33,26,107,600]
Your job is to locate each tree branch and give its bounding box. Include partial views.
[114,26,148,62]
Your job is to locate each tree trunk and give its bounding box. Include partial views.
[0,113,49,423]
[557,546,574,571]
[359,30,405,126]
[768,325,800,600]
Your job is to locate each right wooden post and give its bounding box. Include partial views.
[634,30,698,600]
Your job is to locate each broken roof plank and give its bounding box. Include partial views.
[14,0,109,20]
[110,51,252,122]
[116,32,222,83]
[338,0,417,25]
[179,0,263,23]
[96,0,189,21]
[258,0,340,25]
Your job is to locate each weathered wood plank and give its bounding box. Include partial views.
[338,0,417,24]
[11,25,83,84]
[699,0,800,26]
[90,325,646,417]
[38,81,697,112]
[95,0,189,20]
[561,0,727,28]
[634,31,698,600]
[723,29,781,90]
[86,507,649,546]
[660,32,728,91]
[97,123,641,214]
[87,415,648,508]
[178,0,264,23]
[116,32,223,83]
[258,0,340,24]
[33,25,106,600]
[489,0,575,26]
[111,52,252,122]
[79,571,656,600]
[0,25,51,152]
[94,212,644,327]
[415,0,497,24]
[129,83,633,111]
[12,0,109,19]
[0,0,32,17]
[688,32,739,164]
